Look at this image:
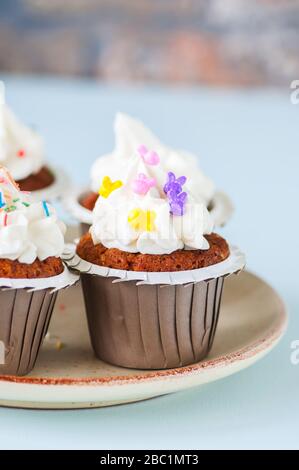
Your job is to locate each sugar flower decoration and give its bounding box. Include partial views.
[164,172,188,216]
[99,176,123,198]
[128,208,157,232]
[131,173,156,195]
[137,144,160,166]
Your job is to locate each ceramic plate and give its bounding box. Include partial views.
[0,271,287,409]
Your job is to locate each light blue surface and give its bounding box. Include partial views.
[0,75,298,450]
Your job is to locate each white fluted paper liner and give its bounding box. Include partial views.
[62,244,245,286]
[209,190,234,227]
[30,165,71,202]
[0,265,79,292]
[63,187,234,227]
[62,186,93,225]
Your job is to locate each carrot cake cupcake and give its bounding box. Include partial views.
[0,166,77,376]
[67,137,245,370]
[0,82,67,199]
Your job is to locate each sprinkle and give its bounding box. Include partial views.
[99,176,123,198]
[0,192,5,209]
[131,173,156,195]
[163,172,187,195]
[56,340,64,351]
[164,172,188,216]
[0,177,8,184]
[168,191,188,216]
[21,191,31,195]
[128,208,157,232]
[42,200,50,217]
[13,198,20,203]
[17,149,26,158]
[137,144,148,156]
[3,213,8,226]
[22,202,30,207]
[4,205,17,212]
[138,145,160,166]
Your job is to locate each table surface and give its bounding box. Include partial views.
[0,75,298,450]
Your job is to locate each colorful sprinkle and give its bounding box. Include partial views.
[163,172,186,195]
[164,172,188,216]
[131,173,156,195]
[0,192,5,209]
[4,205,17,212]
[99,176,123,198]
[42,200,50,217]
[138,145,160,166]
[0,168,20,190]
[168,191,188,216]
[128,208,157,232]
[13,198,19,203]
[3,213,8,226]
[17,149,26,158]
[22,202,30,207]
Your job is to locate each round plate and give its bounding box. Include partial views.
[0,271,287,409]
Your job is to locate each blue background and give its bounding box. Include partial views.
[0,76,298,449]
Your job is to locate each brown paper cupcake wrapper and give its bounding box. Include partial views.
[0,288,57,376]
[0,266,79,376]
[62,187,234,230]
[0,265,78,291]
[81,273,225,369]
[64,245,245,369]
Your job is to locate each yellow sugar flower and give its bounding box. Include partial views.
[99,176,123,198]
[128,208,157,232]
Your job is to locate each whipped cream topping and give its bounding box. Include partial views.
[0,166,65,264]
[90,114,214,255]
[0,90,44,181]
[91,113,215,205]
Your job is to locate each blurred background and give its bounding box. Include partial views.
[0,0,298,87]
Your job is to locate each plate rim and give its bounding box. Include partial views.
[0,271,287,388]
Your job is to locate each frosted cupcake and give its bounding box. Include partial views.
[65,142,245,370]
[0,82,67,200]
[0,166,77,376]
[65,113,233,232]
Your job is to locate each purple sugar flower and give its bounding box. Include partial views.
[168,191,188,216]
[163,172,187,196]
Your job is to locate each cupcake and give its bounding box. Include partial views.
[64,112,233,233]
[65,140,245,370]
[0,166,78,376]
[0,82,68,200]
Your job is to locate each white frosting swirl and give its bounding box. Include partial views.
[0,101,44,181]
[91,113,215,205]
[91,130,214,255]
[0,167,65,264]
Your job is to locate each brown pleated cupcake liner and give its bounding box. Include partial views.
[81,273,225,369]
[0,267,78,376]
[0,288,58,376]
